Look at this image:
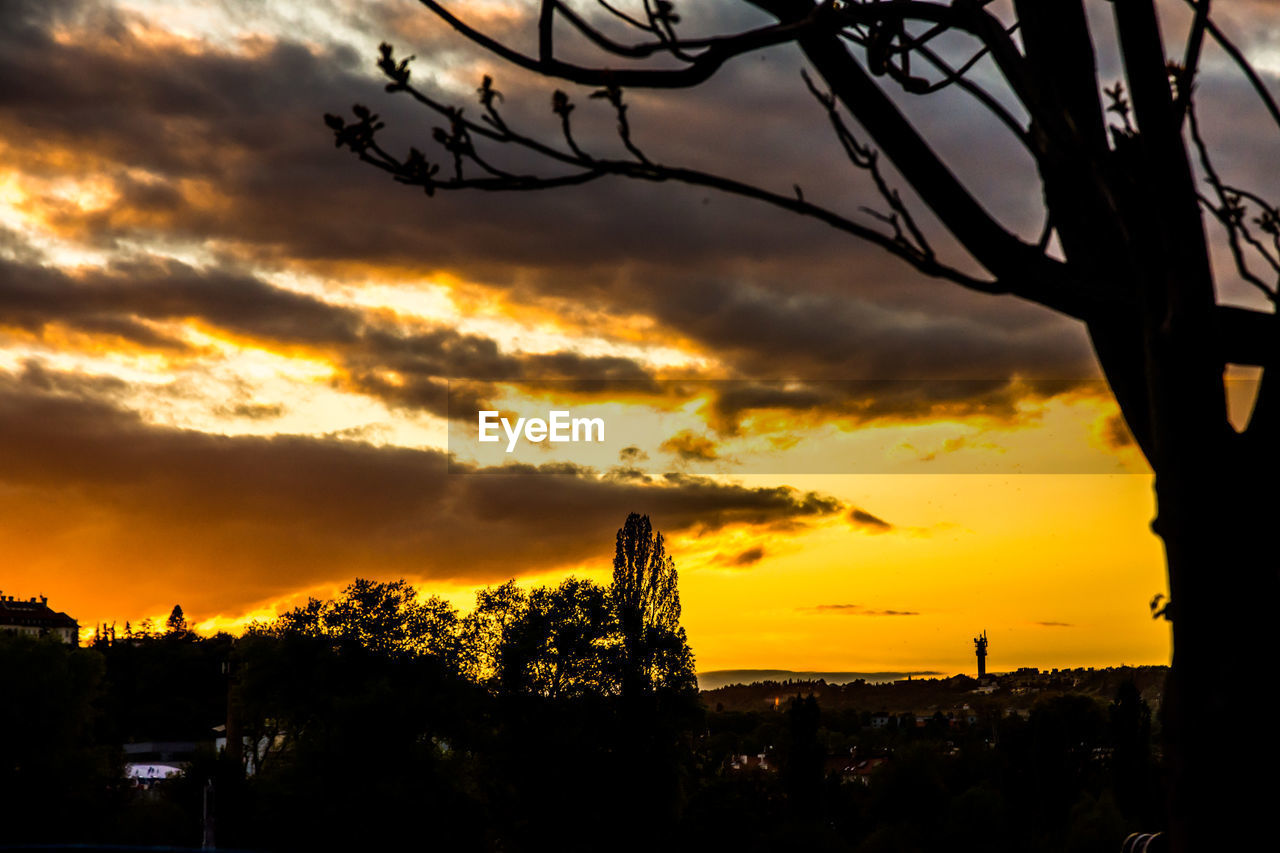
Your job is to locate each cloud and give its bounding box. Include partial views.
[660,430,720,462]
[1099,412,1136,450]
[3,224,1102,443]
[618,445,649,463]
[0,0,1107,399]
[217,402,287,420]
[0,0,1140,465]
[1033,621,1074,628]
[803,604,920,616]
[0,248,667,419]
[0,365,846,621]
[723,546,765,567]
[848,507,893,531]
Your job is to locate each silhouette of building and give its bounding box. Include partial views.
[0,592,80,644]
[974,630,988,678]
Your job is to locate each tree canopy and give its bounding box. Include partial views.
[261,515,694,697]
[613,512,695,694]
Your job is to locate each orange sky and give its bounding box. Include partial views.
[3,0,1275,674]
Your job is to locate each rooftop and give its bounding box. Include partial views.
[0,593,79,629]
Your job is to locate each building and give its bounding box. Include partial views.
[974,630,988,678]
[728,752,772,772]
[0,593,80,644]
[825,754,888,785]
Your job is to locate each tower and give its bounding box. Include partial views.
[974,630,988,679]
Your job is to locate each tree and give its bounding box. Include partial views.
[781,694,825,816]
[460,579,528,684]
[479,519,694,696]
[329,3,1278,847]
[165,604,188,637]
[495,577,621,697]
[275,577,463,663]
[0,633,116,839]
[611,512,695,694]
[1109,680,1157,822]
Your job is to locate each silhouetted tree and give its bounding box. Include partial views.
[165,604,188,637]
[329,3,1280,847]
[1023,694,1109,828]
[0,634,116,841]
[781,694,825,816]
[461,579,528,685]
[496,577,620,697]
[611,512,695,695]
[1109,680,1157,822]
[230,627,482,850]
[276,577,463,665]
[98,629,233,744]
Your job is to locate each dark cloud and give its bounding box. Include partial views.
[804,604,920,616]
[0,237,1103,430]
[618,445,648,463]
[0,366,846,619]
[849,507,893,532]
[0,248,667,419]
[0,0,1108,397]
[705,376,1105,435]
[1100,412,1136,450]
[660,430,720,462]
[723,546,765,567]
[1034,621,1074,628]
[0,251,359,348]
[14,358,131,398]
[617,269,1099,382]
[217,402,287,420]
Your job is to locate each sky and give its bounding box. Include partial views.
[2,0,1275,674]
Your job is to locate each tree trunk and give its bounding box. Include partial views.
[1156,439,1279,851]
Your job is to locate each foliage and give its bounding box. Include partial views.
[5,627,1167,850]
[0,633,118,841]
[495,576,622,697]
[612,512,696,695]
[165,604,188,637]
[273,577,463,664]
[255,515,696,699]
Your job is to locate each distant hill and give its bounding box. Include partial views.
[696,669,945,691]
[699,665,1167,715]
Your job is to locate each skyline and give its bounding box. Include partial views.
[6,0,1274,673]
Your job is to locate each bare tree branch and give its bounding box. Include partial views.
[1174,0,1210,125]
[351,1,1277,365]
[416,0,831,88]
[833,18,1030,145]
[773,6,1101,318]
[1190,100,1280,301]
[329,55,1002,296]
[825,0,1047,129]
[597,0,654,34]
[1183,0,1280,135]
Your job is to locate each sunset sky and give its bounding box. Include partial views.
[3,0,1275,674]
